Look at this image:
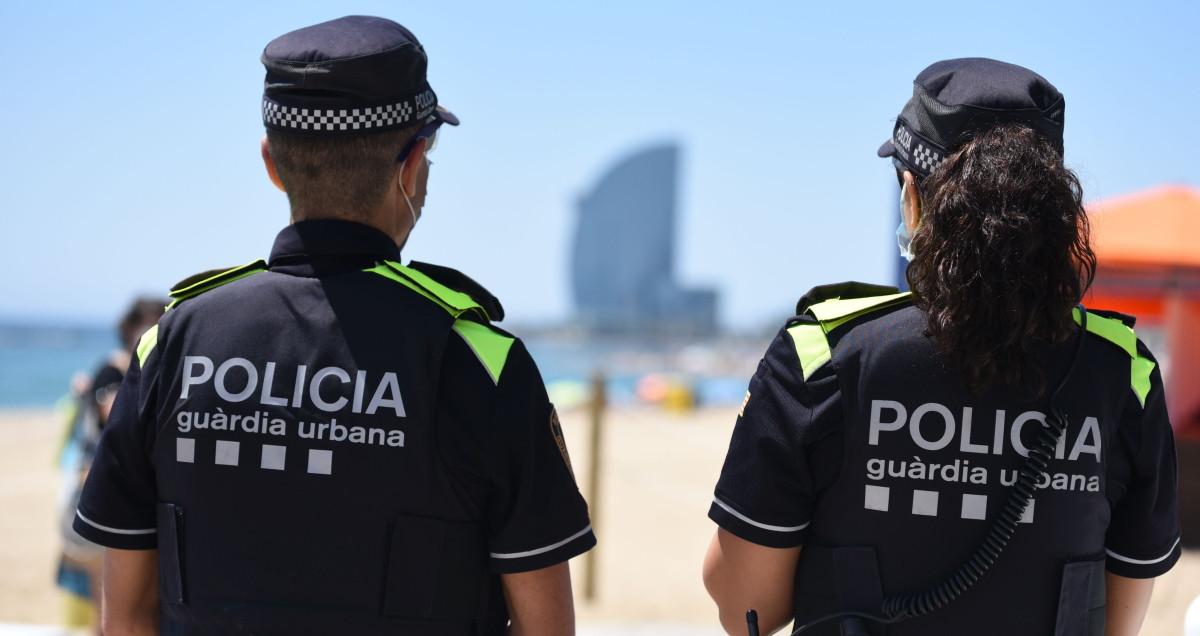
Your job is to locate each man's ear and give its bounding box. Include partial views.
[398,137,427,197]
[901,170,921,233]
[261,135,285,192]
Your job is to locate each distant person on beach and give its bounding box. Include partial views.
[73,15,592,636]
[703,58,1181,636]
[55,297,164,634]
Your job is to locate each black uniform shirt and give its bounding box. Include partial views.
[75,220,593,633]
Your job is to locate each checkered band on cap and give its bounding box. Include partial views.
[263,90,436,135]
[912,143,943,175]
[889,119,949,179]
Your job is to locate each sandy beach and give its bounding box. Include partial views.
[2,406,1196,634]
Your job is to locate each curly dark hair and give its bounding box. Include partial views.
[905,123,1097,393]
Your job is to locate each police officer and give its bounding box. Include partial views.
[74,16,594,636]
[702,59,1181,636]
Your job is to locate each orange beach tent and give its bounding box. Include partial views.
[1086,184,1200,437]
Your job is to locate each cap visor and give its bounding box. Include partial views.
[435,104,460,126]
[877,140,895,158]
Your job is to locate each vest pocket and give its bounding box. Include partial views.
[155,502,186,604]
[383,515,485,620]
[1054,557,1107,636]
[794,544,885,635]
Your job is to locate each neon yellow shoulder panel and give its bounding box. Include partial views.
[368,261,511,382]
[787,323,833,380]
[788,292,913,379]
[1072,308,1156,406]
[807,292,912,331]
[168,260,268,308]
[451,319,515,385]
[366,261,491,320]
[136,324,159,367]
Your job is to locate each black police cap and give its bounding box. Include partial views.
[262,15,458,137]
[878,58,1064,178]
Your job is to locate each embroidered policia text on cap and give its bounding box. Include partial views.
[877,58,1065,178]
[261,15,456,136]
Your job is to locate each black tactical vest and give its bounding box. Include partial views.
[784,286,1149,636]
[141,260,512,636]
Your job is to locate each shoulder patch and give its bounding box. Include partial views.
[549,407,575,481]
[168,260,268,307]
[451,318,515,385]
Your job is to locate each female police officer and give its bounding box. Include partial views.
[703,58,1181,636]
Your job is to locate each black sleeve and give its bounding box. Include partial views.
[73,350,159,550]
[1103,341,1182,578]
[709,324,843,548]
[481,339,595,574]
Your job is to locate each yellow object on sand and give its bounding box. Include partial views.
[61,591,95,629]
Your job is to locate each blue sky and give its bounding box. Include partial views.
[1,1,1196,330]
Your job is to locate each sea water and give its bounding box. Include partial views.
[0,320,758,409]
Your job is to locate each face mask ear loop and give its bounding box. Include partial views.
[401,175,418,229]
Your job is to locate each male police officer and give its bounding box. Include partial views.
[74,16,594,636]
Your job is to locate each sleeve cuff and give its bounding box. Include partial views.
[488,524,596,574]
[708,497,808,549]
[1104,537,1182,579]
[72,510,158,550]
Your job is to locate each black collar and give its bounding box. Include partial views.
[268,220,400,268]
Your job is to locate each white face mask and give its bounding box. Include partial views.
[896,220,914,262]
[896,180,915,262]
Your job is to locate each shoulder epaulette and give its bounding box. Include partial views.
[367,261,513,383]
[786,282,912,381]
[1083,307,1137,329]
[1073,307,1155,407]
[796,281,902,315]
[406,261,505,322]
[168,260,268,308]
[366,261,496,323]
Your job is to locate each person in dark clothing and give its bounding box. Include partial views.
[704,58,1180,636]
[56,297,165,634]
[74,16,593,636]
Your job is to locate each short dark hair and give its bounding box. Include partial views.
[906,123,1096,393]
[266,126,417,220]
